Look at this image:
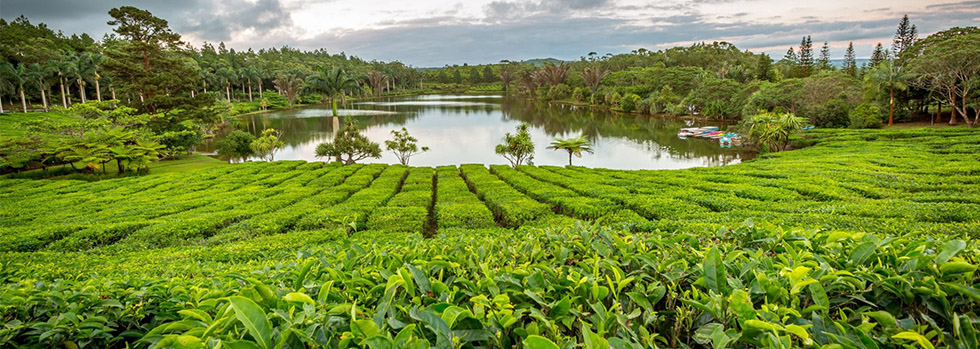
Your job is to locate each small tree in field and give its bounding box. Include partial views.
[315,122,381,165]
[251,128,284,161]
[495,123,535,168]
[384,127,429,165]
[215,130,255,163]
[740,112,806,152]
[547,135,593,166]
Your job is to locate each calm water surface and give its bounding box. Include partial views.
[223,94,751,170]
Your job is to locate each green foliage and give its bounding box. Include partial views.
[315,122,381,165]
[812,99,851,128]
[619,93,641,112]
[547,83,571,100]
[216,130,256,163]
[739,111,806,152]
[384,127,429,166]
[251,128,284,161]
[849,102,883,129]
[495,123,535,168]
[1,128,980,347]
[547,135,594,166]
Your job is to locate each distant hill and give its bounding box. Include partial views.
[418,57,565,70]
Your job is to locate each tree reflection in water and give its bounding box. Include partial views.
[204,94,752,169]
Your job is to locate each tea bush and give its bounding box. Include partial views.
[1,127,979,347]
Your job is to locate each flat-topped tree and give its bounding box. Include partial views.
[547,135,594,166]
[315,122,381,165]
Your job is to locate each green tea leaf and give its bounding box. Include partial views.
[892,331,935,349]
[523,335,560,349]
[283,292,315,305]
[704,247,726,295]
[228,296,273,349]
[936,240,966,263]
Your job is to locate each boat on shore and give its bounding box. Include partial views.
[677,126,719,137]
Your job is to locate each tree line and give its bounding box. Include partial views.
[424,16,978,128]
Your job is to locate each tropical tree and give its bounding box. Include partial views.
[217,66,237,103]
[273,72,303,106]
[740,112,806,151]
[307,66,359,116]
[365,71,389,97]
[69,53,92,103]
[251,128,284,161]
[537,62,571,87]
[581,66,610,101]
[864,61,913,125]
[12,63,29,112]
[83,52,106,102]
[495,123,535,168]
[26,63,51,111]
[547,135,594,166]
[384,127,429,165]
[906,27,980,127]
[315,121,381,165]
[241,66,258,101]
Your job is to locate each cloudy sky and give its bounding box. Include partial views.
[3,0,979,66]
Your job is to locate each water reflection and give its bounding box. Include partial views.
[211,94,752,170]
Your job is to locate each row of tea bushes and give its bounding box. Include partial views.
[366,167,434,233]
[434,166,496,230]
[2,224,977,348]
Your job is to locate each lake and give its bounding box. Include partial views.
[224,94,752,170]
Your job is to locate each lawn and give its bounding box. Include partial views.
[0,127,978,347]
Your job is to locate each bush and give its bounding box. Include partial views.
[547,84,571,100]
[571,87,589,102]
[637,97,653,114]
[703,100,739,120]
[813,99,850,128]
[606,91,622,106]
[849,102,883,129]
[619,93,641,112]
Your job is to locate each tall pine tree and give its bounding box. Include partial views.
[892,14,917,66]
[798,36,814,77]
[843,42,857,78]
[818,41,831,71]
[870,43,888,68]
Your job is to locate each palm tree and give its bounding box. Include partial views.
[547,135,594,166]
[581,66,610,95]
[273,73,303,106]
[26,63,52,111]
[241,66,259,101]
[82,52,105,102]
[864,61,913,126]
[217,67,238,103]
[307,66,359,116]
[68,53,93,103]
[365,71,389,97]
[12,63,30,112]
[54,57,74,108]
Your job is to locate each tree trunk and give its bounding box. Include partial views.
[568,151,573,166]
[948,90,958,125]
[258,81,263,98]
[116,159,125,173]
[226,86,231,103]
[331,98,338,116]
[242,83,246,101]
[19,88,27,112]
[78,79,86,103]
[59,78,68,108]
[248,82,253,101]
[95,78,102,102]
[888,87,894,126]
[191,89,195,98]
[40,85,48,111]
[111,86,116,100]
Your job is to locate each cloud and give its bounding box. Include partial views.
[2,0,979,66]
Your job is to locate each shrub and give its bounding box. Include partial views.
[849,102,883,129]
[813,99,850,128]
[619,93,641,112]
[571,87,589,102]
[547,84,571,100]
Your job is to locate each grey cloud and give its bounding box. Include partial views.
[0,0,293,42]
[484,0,611,21]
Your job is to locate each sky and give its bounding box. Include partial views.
[2,0,979,67]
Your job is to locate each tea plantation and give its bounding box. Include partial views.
[1,128,979,348]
